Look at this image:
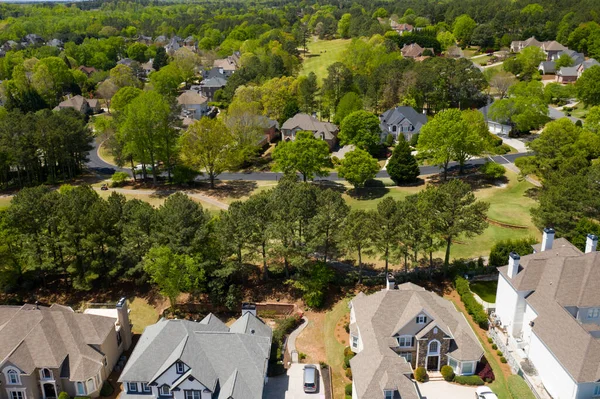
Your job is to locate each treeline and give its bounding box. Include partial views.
[0,108,92,188]
[0,176,489,307]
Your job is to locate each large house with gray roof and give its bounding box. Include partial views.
[119,311,271,399]
[379,106,428,143]
[281,113,338,149]
[0,299,131,399]
[493,229,600,398]
[349,281,483,399]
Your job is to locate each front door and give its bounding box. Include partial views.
[426,356,439,371]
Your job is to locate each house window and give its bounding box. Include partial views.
[41,368,52,380]
[462,362,474,375]
[351,335,359,349]
[392,126,397,132]
[428,340,439,355]
[76,382,86,396]
[588,308,600,319]
[384,390,394,399]
[128,383,138,393]
[185,391,201,399]
[160,386,171,396]
[103,358,107,367]
[117,331,122,346]
[594,384,600,397]
[448,358,458,371]
[142,383,151,393]
[9,391,24,399]
[397,336,412,348]
[433,327,438,334]
[416,315,427,324]
[399,352,412,362]
[87,378,96,394]
[176,362,185,374]
[6,369,20,385]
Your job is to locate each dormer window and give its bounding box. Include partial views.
[160,385,171,396]
[384,390,394,399]
[416,315,427,324]
[5,368,20,385]
[40,368,52,380]
[176,361,185,374]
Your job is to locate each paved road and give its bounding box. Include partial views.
[548,105,582,123]
[86,139,531,182]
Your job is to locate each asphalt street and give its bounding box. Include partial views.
[86,140,530,182]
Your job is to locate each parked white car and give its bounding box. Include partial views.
[475,386,499,399]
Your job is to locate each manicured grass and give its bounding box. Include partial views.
[128,297,160,334]
[470,281,498,303]
[97,190,223,214]
[0,196,11,210]
[300,38,352,84]
[98,141,118,167]
[343,185,423,211]
[507,375,537,399]
[324,298,350,399]
[570,103,590,119]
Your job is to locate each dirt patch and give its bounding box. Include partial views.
[335,313,350,346]
[295,310,327,364]
[486,218,528,229]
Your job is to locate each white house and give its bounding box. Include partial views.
[478,103,511,135]
[349,279,483,399]
[119,310,272,399]
[493,229,600,399]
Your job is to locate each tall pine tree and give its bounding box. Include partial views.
[387,135,420,184]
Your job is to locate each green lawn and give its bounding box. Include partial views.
[0,196,11,210]
[570,103,590,119]
[470,281,498,303]
[324,298,350,399]
[300,38,352,84]
[128,297,160,334]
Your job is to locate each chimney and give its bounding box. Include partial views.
[586,234,598,253]
[386,273,396,291]
[116,298,132,351]
[241,302,257,317]
[508,252,520,279]
[541,228,555,251]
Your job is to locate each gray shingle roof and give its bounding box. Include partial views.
[379,106,428,135]
[0,304,115,381]
[119,314,271,399]
[350,285,482,398]
[498,241,600,382]
[281,113,338,141]
[200,77,228,88]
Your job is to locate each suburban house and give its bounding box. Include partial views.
[141,59,154,76]
[53,95,100,115]
[478,102,511,135]
[78,66,97,78]
[493,229,600,399]
[47,39,63,49]
[392,22,413,35]
[0,298,132,399]
[212,54,239,78]
[556,66,579,83]
[165,38,180,55]
[183,36,197,51]
[154,36,168,46]
[119,309,271,399]
[401,43,433,59]
[137,35,153,46]
[198,77,227,101]
[349,280,483,399]
[281,113,338,149]
[379,106,428,143]
[578,59,600,78]
[257,116,280,146]
[177,90,209,120]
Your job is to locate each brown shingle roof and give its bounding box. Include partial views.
[0,304,115,381]
[281,113,338,141]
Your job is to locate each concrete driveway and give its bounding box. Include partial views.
[263,364,325,399]
[417,381,477,399]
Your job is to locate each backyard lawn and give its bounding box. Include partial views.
[324,298,350,399]
[0,196,10,209]
[128,297,160,334]
[300,38,352,84]
[470,281,498,303]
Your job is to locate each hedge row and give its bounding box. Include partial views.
[454,375,485,385]
[455,277,489,329]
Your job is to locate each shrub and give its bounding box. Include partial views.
[385,133,395,147]
[345,384,353,396]
[409,133,419,147]
[345,367,353,379]
[481,162,505,179]
[454,375,484,386]
[299,352,307,360]
[477,362,495,383]
[344,352,355,369]
[344,321,350,333]
[344,346,354,357]
[508,375,537,399]
[500,356,507,363]
[331,156,340,166]
[487,337,493,344]
[58,392,71,399]
[489,134,503,147]
[172,165,199,185]
[319,361,328,369]
[496,350,503,356]
[455,277,489,328]
[488,238,536,268]
[492,344,497,350]
[111,171,129,187]
[441,365,454,382]
[414,367,427,382]
[100,382,114,397]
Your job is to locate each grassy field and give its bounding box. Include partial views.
[0,196,11,209]
[300,38,352,84]
[345,170,540,262]
[98,141,118,166]
[324,298,350,399]
[570,103,590,119]
[470,281,498,303]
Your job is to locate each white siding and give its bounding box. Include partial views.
[351,381,358,399]
[521,303,538,346]
[528,332,577,399]
[495,274,519,334]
